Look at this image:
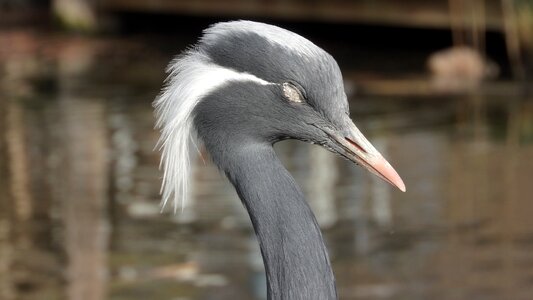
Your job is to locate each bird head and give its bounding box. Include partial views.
[154,21,405,211]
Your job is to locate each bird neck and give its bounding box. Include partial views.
[223,143,337,300]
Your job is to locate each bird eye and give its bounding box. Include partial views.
[282,82,305,103]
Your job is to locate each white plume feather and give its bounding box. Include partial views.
[154,49,270,212]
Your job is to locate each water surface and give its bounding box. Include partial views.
[1,29,533,300]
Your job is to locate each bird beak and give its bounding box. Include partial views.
[323,122,406,192]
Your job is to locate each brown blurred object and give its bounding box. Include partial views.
[428,46,499,93]
[428,0,498,93]
[147,261,199,281]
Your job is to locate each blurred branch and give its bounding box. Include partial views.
[0,84,15,300]
[448,0,487,53]
[501,0,526,78]
[449,0,466,46]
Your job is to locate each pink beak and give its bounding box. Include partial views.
[326,124,406,192]
[364,154,406,192]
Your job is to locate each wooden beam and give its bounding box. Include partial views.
[98,0,505,31]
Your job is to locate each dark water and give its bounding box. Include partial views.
[1,29,533,300]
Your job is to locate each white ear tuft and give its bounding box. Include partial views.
[154,50,270,213]
[154,52,205,213]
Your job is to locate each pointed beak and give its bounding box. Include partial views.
[323,123,406,192]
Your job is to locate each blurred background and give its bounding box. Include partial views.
[1,0,533,299]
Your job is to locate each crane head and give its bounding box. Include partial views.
[154,21,405,211]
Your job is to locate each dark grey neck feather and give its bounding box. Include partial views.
[223,143,337,300]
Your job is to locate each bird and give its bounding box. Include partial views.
[154,20,406,300]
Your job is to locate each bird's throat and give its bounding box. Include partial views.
[222,144,337,300]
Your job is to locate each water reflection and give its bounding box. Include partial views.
[1,30,533,300]
[0,83,14,300]
[58,42,110,300]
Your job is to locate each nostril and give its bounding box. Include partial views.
[345,137,367,154]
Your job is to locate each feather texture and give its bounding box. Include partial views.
[154,50,270,212]
[201,20,321,58]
